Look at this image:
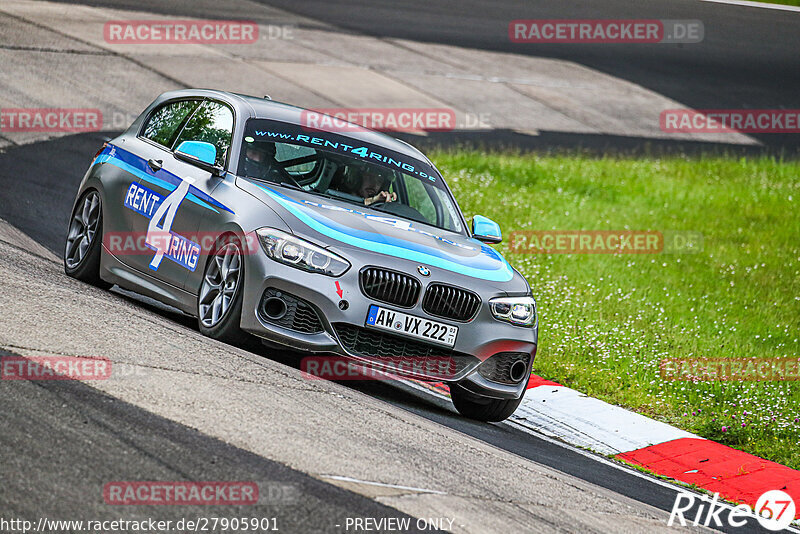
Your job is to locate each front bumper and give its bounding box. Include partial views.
[239,253,538,400]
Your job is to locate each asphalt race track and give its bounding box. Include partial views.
[37,0,800,154]
[0,86,780,534]
[0,132,712,533]
[0,1,797,533]
[252,0,800,153]
[1,347,430,534]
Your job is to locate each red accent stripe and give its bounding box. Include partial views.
[428,381,451,395]
[413,375,559,394]
[617,437,800,517]
[526,374,562,389]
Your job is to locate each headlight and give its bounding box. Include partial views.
[256,228,350,277]
[489,296,537,327]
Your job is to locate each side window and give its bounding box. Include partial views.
[172,101,234,167]
[403,175,437,225]
[141,100,200,148]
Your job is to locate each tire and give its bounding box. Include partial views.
[197,238,247,344]
[64,190,112,289]
[450,383,524,422]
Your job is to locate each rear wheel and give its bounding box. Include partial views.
[450,383,524,422]
[197,240,246,344]
[64,190,111,289]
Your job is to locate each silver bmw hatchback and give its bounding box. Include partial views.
[65,89,538,421]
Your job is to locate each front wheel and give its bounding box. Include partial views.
[450,383,524,422]
[197,240,246,344]
[64,190,111,289]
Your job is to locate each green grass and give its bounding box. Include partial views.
[431,150,800,469]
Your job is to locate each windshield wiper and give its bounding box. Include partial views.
[247,173,304,191]
[276,180,303,191]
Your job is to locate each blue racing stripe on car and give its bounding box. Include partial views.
[257,185,514,282]
[135,173,219,214]
[94,146,233,215]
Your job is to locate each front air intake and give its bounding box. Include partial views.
[422,283,481,322]
[478,352,531,385]
[258,289,324,334]
[359,267,421,308]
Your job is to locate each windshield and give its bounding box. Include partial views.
[237,118,464,233]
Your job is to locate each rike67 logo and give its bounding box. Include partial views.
[669,489,796,531]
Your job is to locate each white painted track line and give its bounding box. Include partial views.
[700,0,800,12]
[320,476,446,495]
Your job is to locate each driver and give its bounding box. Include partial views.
[241,142,279,180]
[343,165,397,206]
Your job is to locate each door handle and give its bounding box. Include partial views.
[147,159,162,172]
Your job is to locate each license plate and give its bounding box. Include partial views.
[365,305,458,347]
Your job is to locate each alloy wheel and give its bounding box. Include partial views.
[199,243,242,327]
[65,192,100,269]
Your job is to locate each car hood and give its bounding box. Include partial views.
[239,179,516,283]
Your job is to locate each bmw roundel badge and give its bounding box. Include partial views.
[417,265,430,276]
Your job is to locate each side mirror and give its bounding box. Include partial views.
[174,140,223,176]
[472,215,502,244]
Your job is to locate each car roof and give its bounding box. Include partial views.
[154,88,434,165]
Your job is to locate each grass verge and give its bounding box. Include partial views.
[431,150,800,469]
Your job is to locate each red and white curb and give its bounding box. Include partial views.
[404,375,800,523]
[515,377,696,455]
